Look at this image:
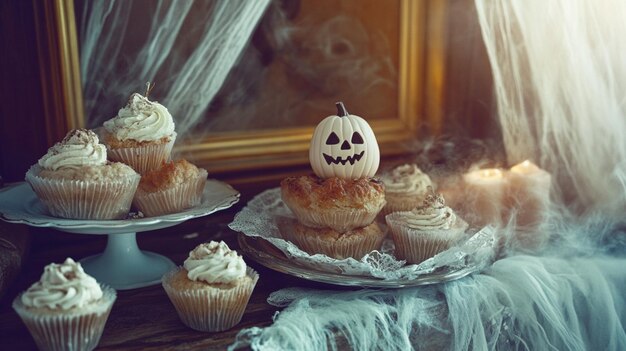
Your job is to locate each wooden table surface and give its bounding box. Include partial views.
[0,179,358,350]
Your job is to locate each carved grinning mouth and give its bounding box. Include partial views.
[323,151,365,166]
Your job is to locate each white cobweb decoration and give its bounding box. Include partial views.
[79,0,271,135]
[229,254,626,351]
[228,188,496,280]
[229,0,626,349]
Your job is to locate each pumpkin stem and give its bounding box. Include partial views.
[335,102,349,117]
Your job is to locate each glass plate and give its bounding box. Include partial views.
[231,187,496,288]
[238,234,484,288]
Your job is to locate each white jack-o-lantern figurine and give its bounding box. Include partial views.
[309,102,380,179]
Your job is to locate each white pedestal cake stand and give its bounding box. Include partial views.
[0,180,240,290]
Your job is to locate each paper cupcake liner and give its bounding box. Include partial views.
[278,217,385,260]
[162,267,259,332]
[26,166,140,220]
[285,200,385,233]
[133,170,207,217]
[386,214,468,264]
[12,284,116,351]
[107,133,176,174]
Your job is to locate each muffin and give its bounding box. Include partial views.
[12,258,116,351]
[280,175,385,233]
[25,129,140,219]
[277,102,386,258]
[278,217,385,260]
[380,163,433,215]
[102,92,176,174]
[162,241,259,332]
[386,190,468,264]
[132,159,207,217]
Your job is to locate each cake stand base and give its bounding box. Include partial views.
[0,181,240,290]
[80,232,176,290]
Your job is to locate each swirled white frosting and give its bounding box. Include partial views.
[38,129,107,171]
[398,193,458,231]
[103,93,175,142]
[21,258,103,310]
[184,241,246,284]
[382,164,432,195]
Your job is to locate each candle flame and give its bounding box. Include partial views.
[479,168,503,178]
[511,160,540,174]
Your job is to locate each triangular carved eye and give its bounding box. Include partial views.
[326,132,340,145]
[351,132,364,144]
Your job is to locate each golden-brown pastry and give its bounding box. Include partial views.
[279,218,385,260]
[132,159,207,216]
[280,175,386,233]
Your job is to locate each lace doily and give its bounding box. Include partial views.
[229,188,496,280]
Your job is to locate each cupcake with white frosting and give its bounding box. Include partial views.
[102,92,177,174]
[381,164,433,216]
[162,241,259,332]
[25,129,140,219]
[12,258,116,351]
[385,189,468,264]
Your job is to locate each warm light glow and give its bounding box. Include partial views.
[510,160,541,175]
[464,168,505,184]
[479,168,504,179]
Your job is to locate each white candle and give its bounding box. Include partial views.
[507,160,552,248]
[462,168,506,227]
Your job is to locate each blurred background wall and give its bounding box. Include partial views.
[0,0,495,183]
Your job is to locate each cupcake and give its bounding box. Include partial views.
[132,159,207,217]
[12,258,116,351]
[162,241,259,332]
[386,190,468,264]
[281,175,385,233]
[278,102,387,258]
[279,218,385,260]
[380,163,433,215]
[102,92,176,174]
[25,129,140,219]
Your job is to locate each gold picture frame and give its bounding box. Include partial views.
[35,0,445,176]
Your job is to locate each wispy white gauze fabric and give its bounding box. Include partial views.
[230,252,626,351]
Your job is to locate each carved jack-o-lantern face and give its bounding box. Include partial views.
[309,102,380,179]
